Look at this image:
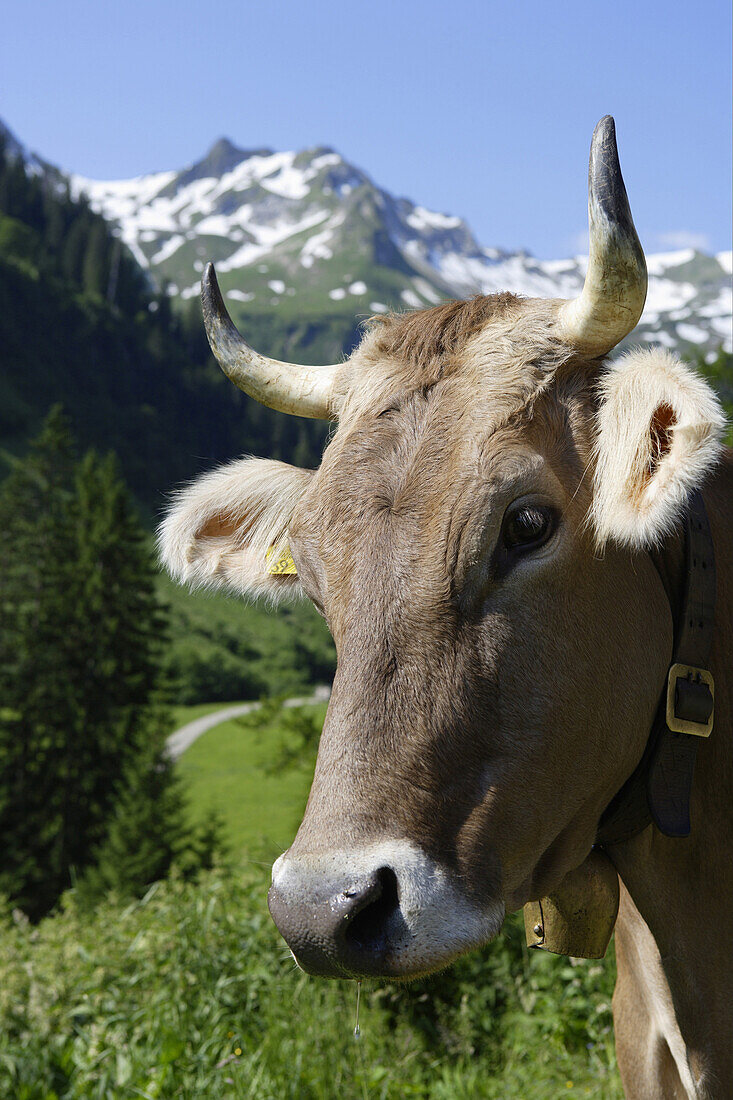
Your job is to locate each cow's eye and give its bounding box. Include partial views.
[502,504,556,552]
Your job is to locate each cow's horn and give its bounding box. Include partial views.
[201,263,339,419]
[557,116,647,356]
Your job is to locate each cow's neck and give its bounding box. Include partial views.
[609,468,733,1093]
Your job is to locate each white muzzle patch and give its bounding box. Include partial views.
[271,838,504,978]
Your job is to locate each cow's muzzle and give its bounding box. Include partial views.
[268,840,504,979]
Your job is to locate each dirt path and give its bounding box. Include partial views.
[165,685,331,761]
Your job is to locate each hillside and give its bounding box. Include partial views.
[0,126,329,514]
[72,136,732,362]
[0,125,337,706]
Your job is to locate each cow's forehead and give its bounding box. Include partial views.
[289,298,598,602]
[333,296,581,431]
[316,296,595,507]
[300,403,579,548]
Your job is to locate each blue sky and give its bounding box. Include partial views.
[1,0,730,258]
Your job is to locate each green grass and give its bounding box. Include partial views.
[0,698,623,1097]
[177,701,328,856]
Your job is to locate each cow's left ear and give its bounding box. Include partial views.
[590,347,726,548]
[157,457,313,602]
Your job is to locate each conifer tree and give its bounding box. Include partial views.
[0,408,79,913]
[78,738,188,900]
[0,409,212,917]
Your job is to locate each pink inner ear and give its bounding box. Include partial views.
[196,513,241,540]
[648,402,677,480]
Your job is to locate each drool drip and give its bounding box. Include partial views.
[353,980,362,1039]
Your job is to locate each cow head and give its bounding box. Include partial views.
[159,118,724,979]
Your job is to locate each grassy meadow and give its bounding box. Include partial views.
[0,866,622,1100]
[159,573,336,706]
[0,697,625,1098]
[176,701,328,854]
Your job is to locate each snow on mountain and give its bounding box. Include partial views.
[71,137,732,357]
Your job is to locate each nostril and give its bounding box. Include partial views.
[344,867,400,955]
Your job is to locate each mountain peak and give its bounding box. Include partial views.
[204,136,274,167]
[165,137,276,194]
[65,134,731,359]
[207,136,240,156]
[306,144,338,160]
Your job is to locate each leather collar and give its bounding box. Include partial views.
[596,490,716,846]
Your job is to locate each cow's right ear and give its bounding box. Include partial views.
[157,457,313,601]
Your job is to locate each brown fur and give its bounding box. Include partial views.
[334,297,579,433]
[366,293,524,380]
[159,296,729,1098]
[288,368,668,898]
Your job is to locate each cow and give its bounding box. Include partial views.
[159,118,731,1098]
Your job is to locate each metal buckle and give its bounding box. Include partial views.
[666,663,714,737]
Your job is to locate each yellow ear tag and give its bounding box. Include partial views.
[266,544,297,576]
